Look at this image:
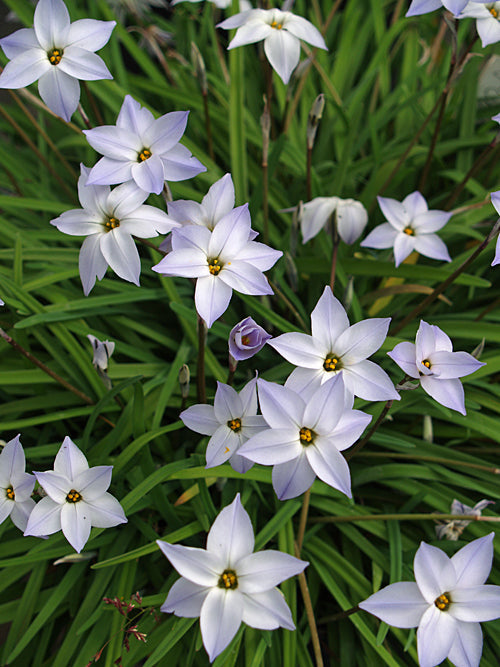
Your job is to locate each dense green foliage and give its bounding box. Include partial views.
[0,0,499,665]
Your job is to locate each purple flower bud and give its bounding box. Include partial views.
[229,317,271,361]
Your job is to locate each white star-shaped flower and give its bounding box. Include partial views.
[83,95,206,195]
[406,0,490,17]
[459,2,500,46]
[180,377,267,473]
[217,9,327,84]
[24,436,127,553]
[51,164,179,294]
[152,205,282,328]
[360,533,500,667]
[0,435,36,533]
[490,190,500,266]
[158,493,307,662]
[268,286,399,402]
[361,191,452,267]
[388,320,485,415]
[0,0,115,121]
[300,196,368,245]
[239,375,371,500]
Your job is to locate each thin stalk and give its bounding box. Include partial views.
[77,102,93,130]
[329,215,339,293]
[0,105,77,202]
[202,91,215,162]
[197,316,207,404]
[261,97,271,245]
[389,218,500,337]
[226,367,235,387]
[312,513,500,524]
[296,488,311,554]
[268,279,308,330]
[306,145,312,201]
[294,542,324,667]
[319,605,360,624]
[345,400,394,461]
[9,90,77,180]
[418,90,449,193]
[82,82,103,126]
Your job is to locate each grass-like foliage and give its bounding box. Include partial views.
[0,0,499,665]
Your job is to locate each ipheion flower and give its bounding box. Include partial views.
[217,9,328,84]
[0,435,36,532]
[0,0,115,121]
[158,494,307,662]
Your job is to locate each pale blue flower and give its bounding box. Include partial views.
[0,435,36,532]
[406,0,490,17]
[360,533,500,667]
[229,316,271,362]
[459,2,500,46]
[158,494,307,662]
[0,0,115,121]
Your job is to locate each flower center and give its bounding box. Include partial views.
[104,216,120,231]
[299,427,315,445]
[48,48,63,66]
[241,335,250,346]
[489,6,499,18]
[434,593,451,611]
[422,359,431,369]
[6,486,15,500]
[227,418,242,432]
[218,569,238,590]
[323,355,341,372]
[271,20,283,29]
[138,148,152,162]
[66,489,82,503]
[403,226,414,236]
[208,258,223,275]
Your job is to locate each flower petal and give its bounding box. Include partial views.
[84,126,140,161]
[242,588,295,630]
[359,582,428,628]
[34,471,69,503]
[447,621,483,667]
[85,157,134,186]
[342,360,399,401]
[181,404,219,436]
[220,260,273,296]
[24,496,62,537]
[0,49,51,89]
[302,373,345,433]
[207,494,254,565]
[34,0,70,52]
[402,191,428,216]
[237,550,307,593]
[0,28,38,60]
[0,435,26,485]
[10,498,36,532]
[393,233,416,267]
[99,230,140,285]
[238,428,302,465]
[263,29,300,84]
[285,15,327,49]
[271,452,316,500]
[451,533,494,588]
[377,196,409,229]
[429,350,484,379]
[306,441,352,497]
[66,19,116,51]
[214,383,242,422]
[414,541,457,603]
[257,379,304,429]
[202,173,235,226]
[54,436,89,479]
[131,154,165,194]
[387,341,419,378]
[61,502,91,552]
[335,318,390,364]
[146,111,189,154]
[73,466,112,500]
[161,577,210,617]
[205,427,238,468]
[38,67,80,121]
[361,222,398,249]
[417,605,457,667]
[200,588,243,662]
[268,332,325,369]
[195,274,233,329]
[328,408,372,452]
[159,144,206,181]
[450,585,500,622]
[420,376,466,415]
[116,95,154,135]
[157,541,220,587]
[413,234,451,262]
[310,286,350,350]
[58,47,112,81]
[85,493,127,528]
[0,498,14,526]
[227,20,273,48]
[79,234,108,295]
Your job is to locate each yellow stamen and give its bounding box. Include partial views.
[403,226,414,236]
[48,48,63,65]
[271,20,283,29]
[104,216,120,231]
[299,427,314,444]
[323,356,339,372]
[422,360,431,368]
[241,335,250,346]
[208,259,222,275]
[138,148,152,162]
[218,570,238,589]
[66,489,82,503]
[6,486,15,500]
[227,418,242,432]
[434,593,451,611]
[490,7,498,18]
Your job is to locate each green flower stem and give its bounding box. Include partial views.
[296,488,311,555]
[389,217,500,337]
[345,400,394,461]
[229,13,248,204]
[312,513,500,524]
[77,102,93,130]
[329,215,340,293]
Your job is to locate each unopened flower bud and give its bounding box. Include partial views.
[229,317,271,361]
[191,42,207,95]
[307,93,325,150]
[178,364,190,399]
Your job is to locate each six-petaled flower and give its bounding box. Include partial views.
[0,435,36,533]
